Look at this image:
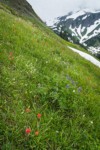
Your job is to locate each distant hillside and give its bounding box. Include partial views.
[0,0,41,21]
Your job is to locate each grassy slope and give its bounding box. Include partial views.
[0,3,100,149]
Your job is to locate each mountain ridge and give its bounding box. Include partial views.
[48,9,100,57]
[0,0,42,21]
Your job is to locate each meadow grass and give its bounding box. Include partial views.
[0,3,100,149]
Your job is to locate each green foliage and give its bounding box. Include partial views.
[0,4,100,149]
[86,34,100,48]
[81,28,87,36]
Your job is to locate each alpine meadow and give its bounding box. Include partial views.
[0,0,100,149]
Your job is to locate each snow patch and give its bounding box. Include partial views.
[68,46,100,68]
[82,15,87,20]
[81,27,86,33]
[88,47,100,54]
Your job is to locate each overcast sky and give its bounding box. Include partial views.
[27,0,100,21]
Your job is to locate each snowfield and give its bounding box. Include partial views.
[68,46,100,68]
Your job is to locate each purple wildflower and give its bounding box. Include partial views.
[78,87,82,93]
[66,84,70,89]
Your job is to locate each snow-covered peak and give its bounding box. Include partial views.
[46,8,100,26]
[66,10,85,20]
[66,9,100,20]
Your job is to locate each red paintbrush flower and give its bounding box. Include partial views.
[37,113,42,119]
[35,131,39,136]
[25,128,31,134]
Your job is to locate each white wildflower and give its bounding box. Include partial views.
[73,90,75,93]
[90,121,93,124]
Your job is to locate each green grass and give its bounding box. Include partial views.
[0,3,100,150]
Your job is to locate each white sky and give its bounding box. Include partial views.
[27,0,100,21]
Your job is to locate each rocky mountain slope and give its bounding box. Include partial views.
[0,0,41,20]
[48,9,100,57]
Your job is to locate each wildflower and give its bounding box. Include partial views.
[25,108,31,113]
[71,81,75,85]
[35,131,39,136]
[9,52,13,56]
[66,75,71,80]
[78,87,82,93]
[66,84,70,89]
[90,121,93,124]
[37,113,42,119]
[25,128,31,134]
[56,131,59,133]
[9,52,14,60]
